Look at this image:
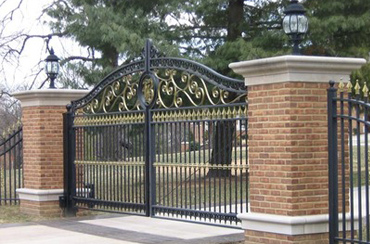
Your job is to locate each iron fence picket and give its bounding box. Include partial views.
[0,127,23,205]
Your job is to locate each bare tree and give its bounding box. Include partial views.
[0,89,21,140]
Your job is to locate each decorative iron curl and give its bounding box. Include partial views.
[151,58,245,93]
[155,69,246,108]
[71,61,144,112]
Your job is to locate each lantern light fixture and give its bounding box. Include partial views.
[44,48,60,89]
[282,0,309,55]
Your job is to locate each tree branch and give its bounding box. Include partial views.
[61,56,96,64]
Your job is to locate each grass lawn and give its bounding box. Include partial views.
[0,205,59,224]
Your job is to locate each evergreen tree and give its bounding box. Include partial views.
[304,0,370,58]
[46,0,179,85]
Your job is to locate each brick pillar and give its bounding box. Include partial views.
[13,89,88,217]
[230,55,365,243]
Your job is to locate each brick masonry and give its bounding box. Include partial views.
[22,106,65,190]
[248,82,329,216]
[20,200,61,216]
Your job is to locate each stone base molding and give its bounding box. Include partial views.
[238,212,358,236]
[16,188,64,202]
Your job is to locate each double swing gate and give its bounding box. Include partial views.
[64,40,248,226]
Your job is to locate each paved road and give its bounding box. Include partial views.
[0,214,244,244]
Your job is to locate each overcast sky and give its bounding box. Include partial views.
[0,0,83,92]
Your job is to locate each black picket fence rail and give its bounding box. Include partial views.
[0,127,23,205]
[328,80,370,244]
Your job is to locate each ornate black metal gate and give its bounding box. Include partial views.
[328,80,370,243]
[64,40,248,226]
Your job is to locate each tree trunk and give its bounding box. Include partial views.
[227,0,244,41]
[207,120,235,177]
[207,0,243,177]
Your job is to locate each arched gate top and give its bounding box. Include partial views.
[69,40,247,114]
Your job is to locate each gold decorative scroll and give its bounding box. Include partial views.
[155,69,247,108]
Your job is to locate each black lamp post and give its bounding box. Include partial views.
[283,0,309,55]
[44,48,60,89]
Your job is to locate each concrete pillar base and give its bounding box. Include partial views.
[17,188,63,217]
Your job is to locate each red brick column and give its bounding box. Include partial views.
[230,55,365,243]
[13,89,88,217]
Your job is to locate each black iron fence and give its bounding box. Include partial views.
[328,80,370,243]
[0,126,23,205]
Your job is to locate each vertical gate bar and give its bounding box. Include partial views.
[327,81,338,244]
[99,126,102,204]
[21,129,23,197]
[143,40,156,217]
[193,120,197,214]
[175,121,178,210]
[166,123,169,209]
[150,109,156,216]
[157,123,161,206]
[198,119,201,215]
[114,124,118,204]
[63,109,77,216]
[363,94,369,242]
[223,118,227,217]
[188,120,192,214]
[135,124,138,206]
[180,120,183,209]
[107,125,111,203]
[348,89,355,240]
[218,120,222,220]
[104,126,108,203]
[124,124,127,204]
[110,125,114,204]
[138,123,142,204]
[162,123,165,208]
[163,123,166,208]
[119,124,122,204]
[170,122,174,209]
[16,130,20,203]
[355,93,363,240]
[339,88,346,241]
[203,119,206,213]
[13,130,17,202]
[208,119,212,213]
[185,120,188,210]
[237,115,242,214]
[4,136,7,204]
[88,126,91,202]
[13,128,20,201]
[93,126,97,202]
[229,119,235,218]
[9,131,12,203]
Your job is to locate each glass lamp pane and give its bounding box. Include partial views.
[283,16,291,34]
[290,14,298,33]
[45,62,52,74]
[52,61,60,74]
[298,15,308,33]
